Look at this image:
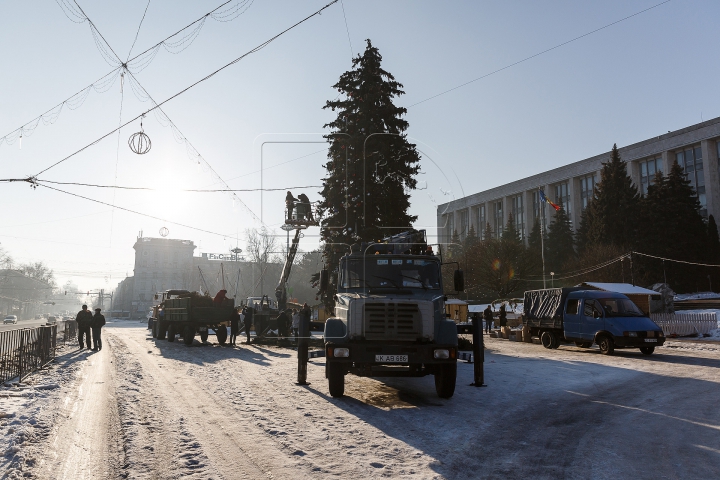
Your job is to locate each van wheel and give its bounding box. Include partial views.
[640,346,655,355]
[541,331,557,349]
[575,341,592,348]
[328,362,345,398]
[597,335,614,355]
[435,363,457,399]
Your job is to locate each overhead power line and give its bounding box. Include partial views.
[408,0,672,108]
[31,0,339,179]
[38,183,232,239]
[632,251,720,268]
[0,177,321,192]
[1,0,253,147]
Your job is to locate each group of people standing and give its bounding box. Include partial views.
[481,303,507,334]
[228,302,311,345]
[75,304,106,351]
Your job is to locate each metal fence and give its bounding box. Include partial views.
[650,312,718,336]
[0,325,57,384]
[62,320,77,344]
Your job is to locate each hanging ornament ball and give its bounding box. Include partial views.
[128,131,152,154]
[159,227,169,237]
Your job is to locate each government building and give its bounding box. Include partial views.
[437,117,720,244]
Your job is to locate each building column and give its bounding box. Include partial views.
[627,159,641,193]
[662,150,674,173]
[701,139,719,220]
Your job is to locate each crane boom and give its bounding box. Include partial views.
[275,228,302,311]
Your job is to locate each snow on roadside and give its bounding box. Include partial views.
[0,345,84,477]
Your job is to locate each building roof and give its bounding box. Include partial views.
[578,282,658,296]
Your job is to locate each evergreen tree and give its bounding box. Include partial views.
[483,222,493,242]
[580,144,640,250]
[708,215,720,265]
[464,224,479,250]
[503,212,520,243]
[318,40,420,303]
[546,202,575,272]
[528,217,544,259]
[448,229,463,261]
[636,162,707,291]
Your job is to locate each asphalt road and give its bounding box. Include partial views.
[0,318,67,332]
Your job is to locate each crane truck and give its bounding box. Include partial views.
[322,229,464,399]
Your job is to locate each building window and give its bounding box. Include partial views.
[555,182,571,218]
[511,195,525,240]
[445,214,455,242]
[580,174,596,209]
[477,205,486,239]
[459,209,469,238]
[639,157,663,195]
[676,146,706,216]
[493,201,503,239]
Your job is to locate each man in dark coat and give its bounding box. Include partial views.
[276,309,291,339]
[243,306,253,343]
[75,305,93,350]
[297,193,313,221]
[483,305,493,334]
[498,304,507,328]
[285,191,297,221]
[91,308,106,351]
[229,308,240,346]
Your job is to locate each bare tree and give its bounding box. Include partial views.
[245,227,280,264]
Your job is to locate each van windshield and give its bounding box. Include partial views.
[597,298,645,317]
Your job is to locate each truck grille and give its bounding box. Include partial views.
[363,303,421,340]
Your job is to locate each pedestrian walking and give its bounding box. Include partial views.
[291,308,300,340]
[230,308,240,345]
[483,305,493,334]
[498,303,507,328]
[243,306,253,343]
[75,304,93,350]
[91,308,106,351]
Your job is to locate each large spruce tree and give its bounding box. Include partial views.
[577,144,640,251]
[636,162,708,290]
[318,40,421,302]
[546,202,575,272]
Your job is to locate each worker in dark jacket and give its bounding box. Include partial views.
[275,309,290,339]
[498,304,507,327]
[230,308,240,346]
[243,306,253,343]
[285,191,297,221]
[483,305,493,334]
[76,305,93,350]
[91,308,106,351]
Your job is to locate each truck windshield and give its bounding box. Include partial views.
[341,257,441,290]
[597,298,645,317]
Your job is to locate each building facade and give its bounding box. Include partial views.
[438,117,720,244]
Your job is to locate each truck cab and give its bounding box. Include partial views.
[323,230,462,398]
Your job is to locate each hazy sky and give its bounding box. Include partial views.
[1,0,718,292]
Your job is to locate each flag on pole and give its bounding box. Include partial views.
[539,189,561,211]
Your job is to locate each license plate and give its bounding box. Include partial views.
[375,355,408,363]
[644,338,657,343]
[199,327,207,332]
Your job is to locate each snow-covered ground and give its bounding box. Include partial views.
[3,321,720,479]
[674,292,720,301]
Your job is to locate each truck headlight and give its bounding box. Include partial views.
[628,332,637,337]
[434,349,450,359]
[333,347,350,358]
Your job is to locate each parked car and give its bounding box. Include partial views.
[46,316,57,325]
[3,315,18,324]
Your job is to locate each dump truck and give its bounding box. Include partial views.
[322,229,464,399]
[150,290,235,345]
[523,287,665,355]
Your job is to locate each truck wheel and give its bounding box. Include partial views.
[575,341,592,348]
[435,363,457,399]
[216,326,228,345]
[151,320,158,338]
[157,321,167,340]
[541,331,557,349]
[640,346,655,355]
[597,335,614,355]
[167,324,175,342]
[200,331,209,343]
[183,326,194,346]
[327,362,345,398]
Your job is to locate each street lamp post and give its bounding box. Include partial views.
[550,272,555,288]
